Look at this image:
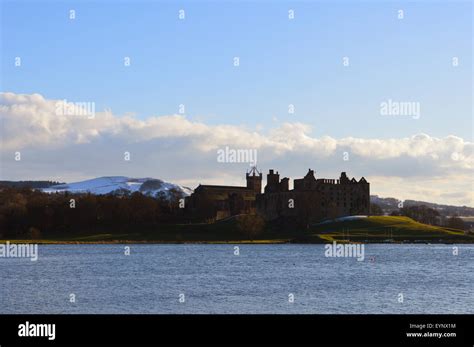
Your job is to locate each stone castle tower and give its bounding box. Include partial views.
[265,169,289,193]
[246,166,262,194]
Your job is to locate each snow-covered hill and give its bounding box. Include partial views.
[42,176,193,199]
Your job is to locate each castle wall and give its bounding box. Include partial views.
[187,183,260,220]
[187,168,369,223]
[257,170,370,222]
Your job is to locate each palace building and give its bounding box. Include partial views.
[256,169,370,223]
[186,167,370,222]
[186,167,262,220]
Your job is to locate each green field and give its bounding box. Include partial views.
[1,216,472,244]
[307,216,473,243]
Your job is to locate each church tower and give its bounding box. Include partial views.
[246,166,262,194]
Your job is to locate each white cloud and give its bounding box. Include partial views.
[1,92,472,206]
[369,175,474,207]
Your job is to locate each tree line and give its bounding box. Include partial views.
[0,186,468,239]
[0,187,189,238]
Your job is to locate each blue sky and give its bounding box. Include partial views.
[0,0,473,205]
[2,0,472,139]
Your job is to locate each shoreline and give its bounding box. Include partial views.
[2,216,472,245]
[1,239,472,245]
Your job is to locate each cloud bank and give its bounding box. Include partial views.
[1,92,472,206]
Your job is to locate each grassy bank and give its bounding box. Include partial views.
[1,216,472,244]
[307,216,473,243]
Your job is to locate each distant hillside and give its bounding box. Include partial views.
[0,181,63,189]
[404,199,474,216]
[1,177,193,200]
[370,195,474,217]
[41,176,193,199]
